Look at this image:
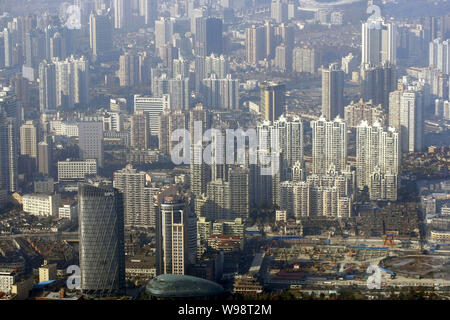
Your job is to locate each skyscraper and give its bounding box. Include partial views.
[0,113,18,192]
[362,19,397,67]
[156,196,197,275]
[356,121,400,200]
[245,25,265,65]
[139,0,158,26]
[118,52,139,87]
[113,165,158,227]
[311,116,348,175]
[260,82,285,122]
[38,137,52,176]
[39,60,57,112]
[202,74,239,110]
[429,38,449,74]
[20,120,38,165]
[195,17,223,57]
[154,18,173,58]
[130,110,150,150]
[78,183,125,295]
[389,87,424,153]
[78,122,104,167]
[134,94,170,138]
[322,63,344,120]
[360,62,397,110]
[113,0,132,30]
[89,13,113,60]
[54,56,90,109]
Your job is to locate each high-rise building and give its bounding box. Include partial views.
[89,13,113,59]
[202,74,239,110]
[20,120,38,165]
[3,28,13,68]
[344,100,386,128]
[54,56,90,109]
[168,76,191,110]
[429,38,449,74]
[38,137,52,176]
[113,165,158,227]
[360,62,397,110]
[322,63,344,120]
[78,122,104,167]
[356,121,400,197]
[154,18,173,58]
[0,114,18,192]
[139,0,158,26]
[39,60,57,112]
[195,17,223,57]
[156,197,197,275]
[362,19,397,67]
[260,82,285,122]
[311,116,347,175]
[78,183,125,295]
[245,25,265,65]
[113,0,132,30]
[118,52,139,87]
[190,105,213,197]
[130,110,150,150]
[389,86,424,153]
[271,1,288,24]
[293,47,318,74]
[134,94,170,138]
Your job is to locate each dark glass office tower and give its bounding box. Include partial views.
[78,183,125,296]
[195,17,223,57]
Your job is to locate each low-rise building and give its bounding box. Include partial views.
[23,193,61,217]
[57,159,97,181]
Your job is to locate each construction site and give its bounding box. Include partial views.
[254,233,450,294]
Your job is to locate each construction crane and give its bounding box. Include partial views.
[383,232,395,248]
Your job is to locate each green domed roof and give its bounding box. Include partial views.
[146,274,224,298]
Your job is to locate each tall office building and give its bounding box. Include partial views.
[322,63,344,120]
[245,25,265,65]
[38,137,52,176]
[156,197,197,275]
[113,0,132,30]
[78,183,125,295]
[130,110,150,150]
[89,13,113,59]
[389,87,424,153]
[195,17,223,57]
[429,38,449,74]
[271,1,288,24]
[362,18,397,67]
[39,60,57,112]
[260,82,285,122]
[118,52,139,87]
[190,105,213,197]
[20,120,38,164]
[3,28,13,68]
[154,18,173,58]
[139,0,158,26]
[311,116,348,175]
[0,114,18,192]
[78,122,104,167]
[360,62,397,110]
[356,121,400,200]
